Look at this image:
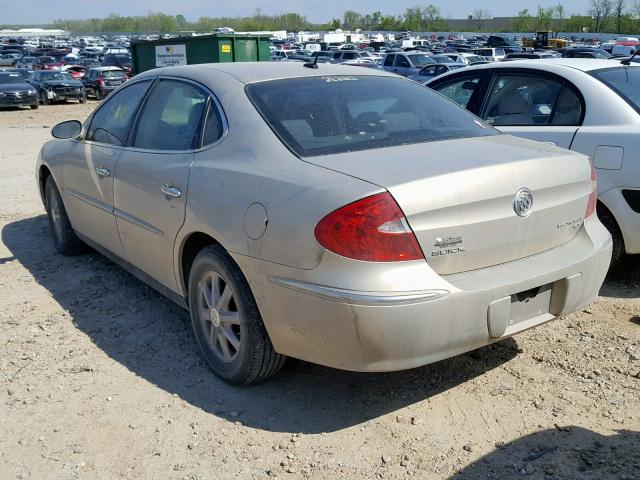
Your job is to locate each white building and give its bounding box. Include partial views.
[0,28,68,38]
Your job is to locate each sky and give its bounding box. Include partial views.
[2,0,591,25]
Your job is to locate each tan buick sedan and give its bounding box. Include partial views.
[36,63,612,384]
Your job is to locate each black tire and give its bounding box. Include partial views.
[44,176,85,256]
[30,104,38,110]
[95,88,103,101]
[188,245,286,384]
[597,203,625,268]
[79,93,87,104]
[40,91,49,105]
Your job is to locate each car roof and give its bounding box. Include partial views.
[136,62,398,84]
[431,58,639,78]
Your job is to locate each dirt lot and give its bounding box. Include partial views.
[0,102,639,480]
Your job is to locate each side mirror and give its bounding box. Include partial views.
[51,120,82,139]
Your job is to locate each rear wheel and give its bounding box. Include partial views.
[30,104,38,110]
[188,245,286,384]
[95,88,103,101]
[44,176,85,255]
[40,91,49,105]
[597,203,625,267]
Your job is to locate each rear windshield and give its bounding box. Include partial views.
[246,75,497,157]
[103,70,125,78]
[591,67,640,111]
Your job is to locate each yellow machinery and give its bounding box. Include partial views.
[522,32,568,50]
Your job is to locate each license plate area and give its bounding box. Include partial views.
[487,284,553,338]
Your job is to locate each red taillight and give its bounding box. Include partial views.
[314,192,424,262]
[585,159,597,218]
[96,77,105,85]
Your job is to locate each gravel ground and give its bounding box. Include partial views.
[1,102,639,480]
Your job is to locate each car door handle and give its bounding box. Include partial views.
[161,184,182,198]
[95,167,111,178]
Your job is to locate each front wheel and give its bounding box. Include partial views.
[188,245,286,384]
[40,91,49,105]
[44,177,85,255]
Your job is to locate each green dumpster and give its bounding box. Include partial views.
[130,34,271,75]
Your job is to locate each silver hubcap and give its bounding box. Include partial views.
[198,271,241,363]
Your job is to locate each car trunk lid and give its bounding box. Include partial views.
[305,135,591,274]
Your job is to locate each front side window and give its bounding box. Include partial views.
[246,76,497,157]
[432,75,482,108]
[383,54,395,67]
[483,74,582,126]
[88,81,150,146]
[420,66,437,77]
[133,80,208,150]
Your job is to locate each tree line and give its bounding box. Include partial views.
[37,3,640,34]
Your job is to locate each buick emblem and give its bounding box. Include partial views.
[513,188,533,217]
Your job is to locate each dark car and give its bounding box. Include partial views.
[562,48,611,59]
[33,56,64,71]
[77,58,101,69]
[28,70,86,104]
[485,36,523,54]
[504,52,557,60]
[0,71,38,109]
[102,54,132,76]
[83,67,127,100]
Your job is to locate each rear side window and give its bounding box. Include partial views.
[483,74,582,126]
[134,80,208,150]
[202,101,224,146]
[383,55,395,66]
[246,76,497,157]
[89,80,150,145]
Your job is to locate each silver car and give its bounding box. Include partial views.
[37,63,612,384]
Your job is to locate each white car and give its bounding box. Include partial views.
[427,58,640,265]
[446,53,490,65]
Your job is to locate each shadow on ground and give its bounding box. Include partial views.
[599,255,640,299]
[3,214,593,434]
[451,427,640,479]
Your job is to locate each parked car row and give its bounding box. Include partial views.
[0,65,128,108]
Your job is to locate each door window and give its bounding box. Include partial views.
[88,80,150,146]
[395,55,411,68]
[383,54,395,66]
[483,73,582,126]
[133,80,208,150]
[420,66,437,77]
[433,75,482,108]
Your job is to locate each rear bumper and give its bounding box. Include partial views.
[233,217,612,372]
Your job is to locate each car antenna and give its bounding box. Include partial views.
[303,55,319,69]
[621,49,639,65]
